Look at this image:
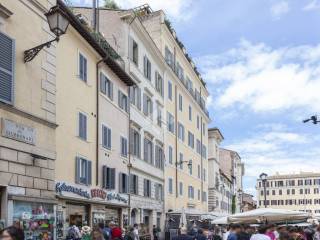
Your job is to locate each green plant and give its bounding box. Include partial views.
[232,195,236,214]
[104,0,120,9]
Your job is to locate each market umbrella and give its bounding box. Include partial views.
[211,216,229,225]
[179,207,187,228]
[228,208,309,224]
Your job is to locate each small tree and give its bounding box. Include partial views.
[231,195,236,214]
[104,0,120,9]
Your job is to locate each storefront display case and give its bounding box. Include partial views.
[13,201,55,240]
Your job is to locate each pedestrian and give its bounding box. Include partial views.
[266,225,276,240]
[238,225,253,240]
[133,223,139,240]
[153,225,159,240]
[67,224,82,240]
[0,226,24,240]
[227,224,242,240]
[124,227,135,240]
[250,225,271,240]
[172,227,194,240]
[91,227,105,240]
[111,223,123,240]
[196,229,208,240]
[212,227,222,240]
[223,225,232,240]
[99,222,110,240]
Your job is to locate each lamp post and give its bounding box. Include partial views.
[260,173,268,208]
[24,5,69,62]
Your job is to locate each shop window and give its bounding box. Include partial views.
[75,157,91,185]
[119,173,128,193]
[13,201,54,240]
[102,166,115,189]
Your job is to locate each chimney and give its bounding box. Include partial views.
[92,0,98,32]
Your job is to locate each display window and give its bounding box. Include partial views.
[13,201,55,240]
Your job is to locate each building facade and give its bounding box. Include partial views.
[257,172,320,214]
[75,6,166,234]
[139,6,210,219]
[0,0,57,238]
[208,128,224,212]
[242,193,256,212]
[55,1,135,238]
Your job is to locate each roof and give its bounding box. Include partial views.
[259,172,320,180]
[208,127,224,141]
[57,0,135,86]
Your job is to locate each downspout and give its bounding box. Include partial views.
[200,88,203,204]
[96,57,108,186]
[175,85,178,198]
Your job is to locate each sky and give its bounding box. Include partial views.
[71,0,320,197]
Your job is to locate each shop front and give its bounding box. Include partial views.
[55,182,128,239]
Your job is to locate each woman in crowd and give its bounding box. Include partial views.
[0,226,24,240]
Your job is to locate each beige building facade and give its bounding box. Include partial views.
[0,0,57,238]
[257,172,320,214]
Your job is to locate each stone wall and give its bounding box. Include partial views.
[0,147,55,200]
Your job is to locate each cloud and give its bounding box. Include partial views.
[270,1,289,19]
[197,39,320,113]
[303,0,320,11]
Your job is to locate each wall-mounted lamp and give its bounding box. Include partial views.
[176,159,192,168]
[24,5,69,62]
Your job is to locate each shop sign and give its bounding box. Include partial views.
[1,119,36,145]
[55,182,128,204]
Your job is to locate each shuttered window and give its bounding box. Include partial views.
[155,144,163,169]
[130,174,139,195]
[130,128,141,158]
[167,112,174,133]
[168,146,173,165]
[144,179,151,197]
[188,186,194,199]
[102,125,111,149]
[78,112,87,140]
[178,94,183,111]
[120,136,128,157]
[102,166,115,189]
[143,138,153,164]
[129,86,141,110]
[0,32,14,104]
[119,173,128,193]
[168,178,173,194]
[178,122,185,141]
[155,71,163,96]
[155,183,163,201]
[75,157,92,185]
[118,90,128,112]
[129,37,139,66]
[79,53,87,82]
[100,72,113,100]
[188,131,194,149]
[143,93,153,118]
[168,81,172,101]
[179,182,183,196]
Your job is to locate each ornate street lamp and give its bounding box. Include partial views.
[24,5,69,62]
[259,173,268,208]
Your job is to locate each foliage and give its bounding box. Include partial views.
[232,195,236,214]
[91,32,121,60]
[104,0,120,9]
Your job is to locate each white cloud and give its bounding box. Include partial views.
[270,1,289,19]
[197,39,320,113]
[303,0,320,11]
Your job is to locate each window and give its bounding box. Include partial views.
[130,37,139,66]
[188,131,194,149]
[102,166,115,189]
[188,186,194,199]
[144,56,151,80]
[0,32,14,104]
[178,123,185,141]
[167,112,175,133]
[198,189,201,200]
[279,190,282,195]
[198,165,201,178]
[179,94,183,111]
[155,144,164,169]
[157,105,162,127]
[272,190,275,195]
[202,145,207,158]
[196,139,201,154]
[189,161,192,175]
[102,125,111,149]
[179,182,183,196]
[203,191,207,202]
[119,173,128,193]
[79,53,87,82]
[176,62,184,81]
[131,129,141,158]
[197,116,200,129]
[203,123,206,136]
[118,90,128,112]
[179,153,183,170]
[168,146,173,164]
[155,183,163,201]
[143,94,153,118]
[75,157,91,185]
[130,174,139,195]
[144,138,153,164]
[203,169,206,181]
[165,46,174,69]
[155,71,163,96]
[144,179,151,197]
[168,81,172,100]
[130,86,141,110]
[168,178,173,194]
[189,106,192,121]
[120,137,128,157]
[186,77,193,91]
[78,112,87,140]
[100,72,113,99]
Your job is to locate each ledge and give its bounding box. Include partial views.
[0,4,13,18]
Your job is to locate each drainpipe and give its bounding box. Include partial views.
[175,85,178,199]
[200,88,203,204]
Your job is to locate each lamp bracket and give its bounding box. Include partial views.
[24,37,59,63]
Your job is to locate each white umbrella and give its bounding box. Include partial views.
[228,208,309,224]
[179,207,187,228]
[211,216,229,225]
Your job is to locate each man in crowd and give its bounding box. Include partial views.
[227,224,242,240]
[250,225,271,240]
